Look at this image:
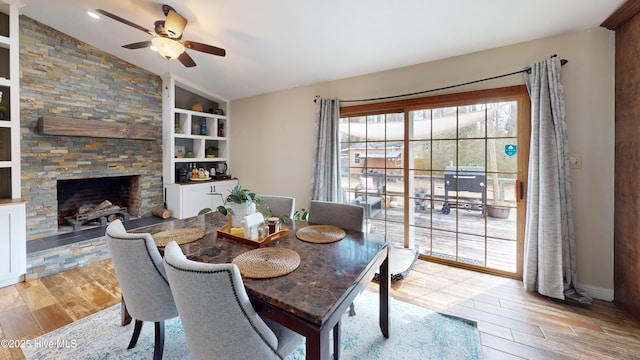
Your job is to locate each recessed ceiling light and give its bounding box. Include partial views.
[87,11,100,19]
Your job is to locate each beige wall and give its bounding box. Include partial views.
[230,27,615,298]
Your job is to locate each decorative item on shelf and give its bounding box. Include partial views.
[191,103,204,112]
[185,150,195,158]
[213,108,224,115]
[206,145,218,158]
[0,91,5,120]
[200,120,207,135]
[175,145,186,158]
[218,123,224,137]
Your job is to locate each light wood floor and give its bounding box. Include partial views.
[1,258,640,359]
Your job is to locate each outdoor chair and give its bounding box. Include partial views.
[258,194,295,219]
[162,241,303,360]
[105,219,178,360]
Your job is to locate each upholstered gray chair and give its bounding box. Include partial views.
[258,194,295,219]
[308,200,365,316]
[308,200,364,232]
[105,219,178,360]
[163,241,303,360]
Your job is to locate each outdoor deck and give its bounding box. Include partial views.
[365,201,518,273]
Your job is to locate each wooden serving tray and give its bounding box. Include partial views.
[217,224,290,247]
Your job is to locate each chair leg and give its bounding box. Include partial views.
[127,320,143,349]
[349,303,356,317]
[153,320,165,360]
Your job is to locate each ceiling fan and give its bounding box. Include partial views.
[96,4,225,68]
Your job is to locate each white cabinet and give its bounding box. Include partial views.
[161,73,230,184]
[0,201,25,287]
[165,179,238,219]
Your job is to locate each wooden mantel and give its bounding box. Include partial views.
[38,117,159,141]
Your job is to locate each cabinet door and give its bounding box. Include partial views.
[209,180,238,210]
[0,203,26,285]
[181,184,215,218]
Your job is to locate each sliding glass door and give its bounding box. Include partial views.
[339,86,529,278]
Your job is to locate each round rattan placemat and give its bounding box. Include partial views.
[295,225,346,244]
[152,228,205,248]
[232,248,300,279]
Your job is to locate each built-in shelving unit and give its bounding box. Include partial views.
[162,73,237,219]
[161,73,230,184]
[0,0,26,287]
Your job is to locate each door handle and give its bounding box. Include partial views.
[516,180,524,201]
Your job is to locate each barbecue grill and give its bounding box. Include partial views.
[442,165,485,214]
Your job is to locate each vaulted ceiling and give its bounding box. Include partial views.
[19,0,624,100]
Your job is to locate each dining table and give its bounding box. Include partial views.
[125,211,390,360]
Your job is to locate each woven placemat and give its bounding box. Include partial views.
[232,248,300,279]
[296,225,346,244]
[152,228,205,247]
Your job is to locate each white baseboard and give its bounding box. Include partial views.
[0,274,24,288]
[579,283,614,301]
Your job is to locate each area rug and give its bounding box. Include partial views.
[23,291,482,360]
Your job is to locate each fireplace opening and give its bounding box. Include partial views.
[57,175,141,232]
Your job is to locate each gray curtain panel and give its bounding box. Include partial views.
[310,98,343,202]
[523,57,592,304]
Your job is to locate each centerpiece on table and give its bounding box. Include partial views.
[202,185,261,228]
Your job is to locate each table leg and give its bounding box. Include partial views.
[333,321,341,360]
[305,330,330,360]
[379,247,390,338]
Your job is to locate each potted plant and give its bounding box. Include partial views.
[200,185,261,227]
[206,145,219,158]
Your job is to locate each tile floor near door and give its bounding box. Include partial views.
[1,258,639,359]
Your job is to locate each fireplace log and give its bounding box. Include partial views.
[152,207,172,219]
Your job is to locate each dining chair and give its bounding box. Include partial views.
[308,200,365,232]
[258,194,295,219]
[308,200,365,316]
[105,219,178,360]
[162,241,303,360]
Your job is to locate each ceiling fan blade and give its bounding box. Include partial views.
[122,41,152,50]
[96,9,155,36]
[183,41,226,57]
[178,52,197,68]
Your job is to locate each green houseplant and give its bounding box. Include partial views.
[199,185,261,227]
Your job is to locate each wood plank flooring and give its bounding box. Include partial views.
[1,258,639,359]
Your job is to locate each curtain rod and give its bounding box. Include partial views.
[314,55,567,104]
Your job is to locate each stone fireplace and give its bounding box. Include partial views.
[57,176,141,232]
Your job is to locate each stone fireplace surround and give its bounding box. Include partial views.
[18,16,167,279]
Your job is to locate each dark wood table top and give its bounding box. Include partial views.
[132,211,388,326]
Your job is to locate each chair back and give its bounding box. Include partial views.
[163,242,283,360]
[258,195,295,219]
[105,220,177,322]
[308,200,364,232]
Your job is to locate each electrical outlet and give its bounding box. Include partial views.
[569,155,582,169]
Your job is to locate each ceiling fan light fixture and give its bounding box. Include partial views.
[151,37,184,60]
[165,10,187,38]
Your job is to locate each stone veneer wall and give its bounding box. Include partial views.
[19,16,163,241]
